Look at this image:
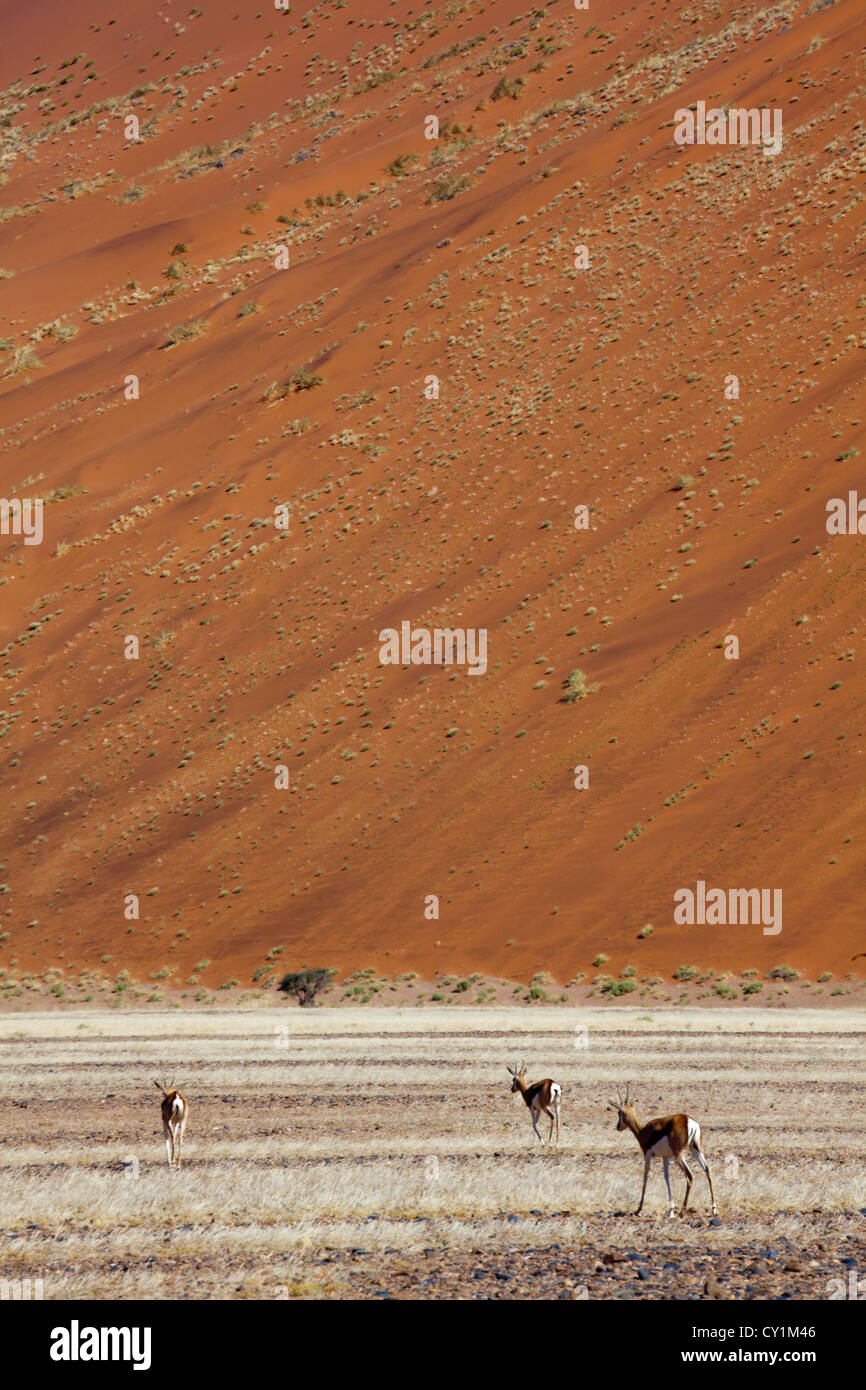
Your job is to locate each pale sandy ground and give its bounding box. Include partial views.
[0,1009,863,1299]
[3,1005,865,1037]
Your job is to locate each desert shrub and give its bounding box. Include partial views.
[673,964,699,981]
[4,346,42,377]
[428,172,472,204]
[491,75,525,101]
[290,366,323,391]
[563,668,598,702]
[165,318,207,346]
[44,483,85,504]
[305,190,349,209]
[765,964,800,981]
[386,153,418,178]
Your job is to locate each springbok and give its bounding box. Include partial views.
[153,1078,188,1168]
[609,1083,717,1217]
[507,1062,562,1147]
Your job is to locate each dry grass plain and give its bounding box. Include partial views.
[0,1008,863,1300]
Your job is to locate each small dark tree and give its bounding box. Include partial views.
[278,966,336,1007]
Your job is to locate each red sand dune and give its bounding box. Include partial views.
[0,0,864,991]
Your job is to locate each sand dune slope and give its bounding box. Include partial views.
[0,0,864,988]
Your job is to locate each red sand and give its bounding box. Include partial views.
[0,0,863,991]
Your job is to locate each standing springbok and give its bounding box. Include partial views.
[609,1083,717,1217]
[153,1078,188,1168]
[507,1062,562,1147]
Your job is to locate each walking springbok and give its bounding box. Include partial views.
[609,1083,717,1217]
[507,1062,562,1148]
[153,1078,188,1168]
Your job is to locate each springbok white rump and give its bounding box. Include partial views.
[609,1083,717,1217]
[507,1062,562,1147]
[153,1078,189,1168]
